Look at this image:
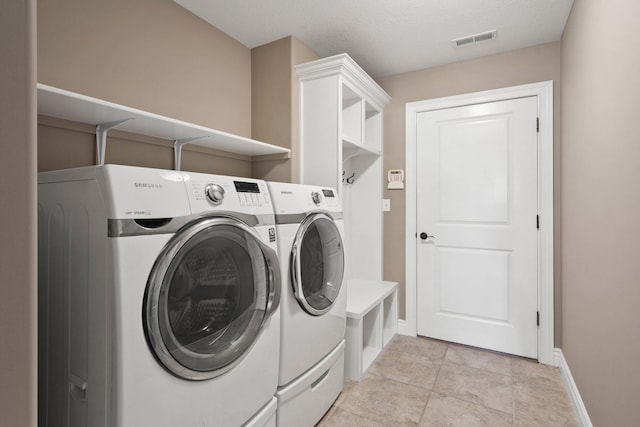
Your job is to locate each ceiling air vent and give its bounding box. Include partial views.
[452,30,497,47]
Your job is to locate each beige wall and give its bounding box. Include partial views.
[38,0,253,175]
[252,37,295,181]
[251,36,318,182]
[561,0,640,424]
[290,38,321,182]
[0,0,37,425]
[376,43,563,345]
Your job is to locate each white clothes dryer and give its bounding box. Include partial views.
[266,182,347,427]
[38,165,280,427]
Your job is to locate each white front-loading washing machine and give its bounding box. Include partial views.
[38,164,281,427]
[266,182,347,427]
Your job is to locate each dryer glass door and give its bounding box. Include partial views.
[292,213,344,316]
[144,217,280,380]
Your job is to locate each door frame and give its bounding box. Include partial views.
[404,81,554,365]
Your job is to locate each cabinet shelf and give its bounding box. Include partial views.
[37,84,291,162]
[342,138,381,161]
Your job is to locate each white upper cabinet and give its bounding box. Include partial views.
[295,53,390,192]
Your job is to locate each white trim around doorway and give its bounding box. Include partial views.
[404,81,555,365]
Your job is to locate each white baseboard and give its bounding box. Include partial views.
[554,348,593,427]
[397,319,408,336]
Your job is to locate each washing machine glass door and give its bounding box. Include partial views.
[144,217,280,380]
[291,213,344,316]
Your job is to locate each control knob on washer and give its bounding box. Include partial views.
[205,183,225,205]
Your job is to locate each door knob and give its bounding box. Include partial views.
[420,232,435,240]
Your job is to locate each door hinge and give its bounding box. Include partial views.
[537,311,540,326]
[536,215,540,230]
[536,117,540,133]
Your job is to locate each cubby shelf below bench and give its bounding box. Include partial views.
[345,279,398,382]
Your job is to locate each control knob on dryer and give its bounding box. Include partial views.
[205,183,225,205]
[311,191,321,206]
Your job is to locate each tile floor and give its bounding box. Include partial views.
[317,336,579,427]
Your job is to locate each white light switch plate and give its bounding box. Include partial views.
[382,199,391,211]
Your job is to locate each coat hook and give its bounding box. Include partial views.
[346,172,355,184]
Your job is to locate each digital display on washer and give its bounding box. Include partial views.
[234,181,260,193]
[322,189,335,198]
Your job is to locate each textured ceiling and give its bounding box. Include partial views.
[174,0,574,78]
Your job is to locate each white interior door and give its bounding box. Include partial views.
[416,96,538,358]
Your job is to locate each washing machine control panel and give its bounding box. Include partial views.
[234,180,267,208]
[183,172,272,214]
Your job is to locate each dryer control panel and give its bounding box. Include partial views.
[267,182,342,215]
[321,188,340,208]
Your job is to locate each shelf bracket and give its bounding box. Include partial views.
[95,118,134,165]
[173,136,209,171]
